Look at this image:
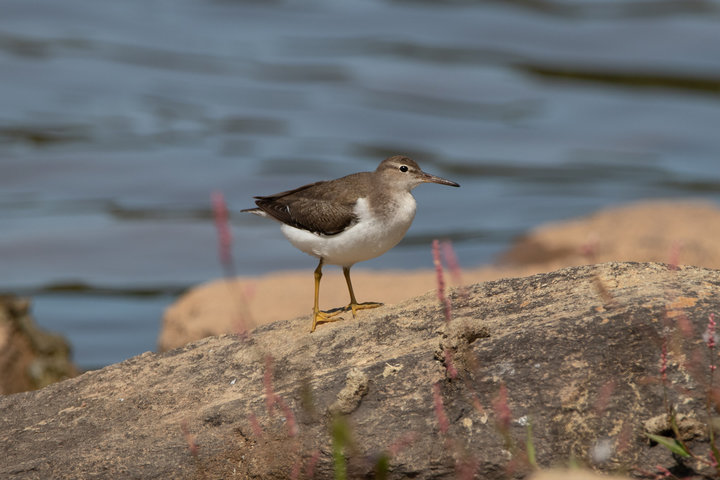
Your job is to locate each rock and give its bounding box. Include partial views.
[528,470,629,480]
[501,200,720,270]
[159,200,720,351]
[2,262,719,479]
[0,295,78,394]
[158,269,451,351]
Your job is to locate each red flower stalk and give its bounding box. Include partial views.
[706,313,717,351]
[660,339,668,384]
[264,354,277,416]
[668,241,683,271]
[432,239,452,323]
[388,432,416,457]
[211,191,235,278]
[212,191,256,338]
[443,348,458,379]
[432,383,449,435]
[305,450,320,479]
[655,465,673,478]
[707,314,718,420]
[493,383,512,432]
[442,239,469,302]
[456,458,478,480]
[276,396,298,437]
[248,414,264,437]
[471,394,486,415]
[290,460,301,480]
[441,240,462,286]
[180,420,199,458]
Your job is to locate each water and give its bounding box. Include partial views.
[2,0,720,370]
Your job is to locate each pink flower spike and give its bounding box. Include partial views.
[432,239,452,323]
[441,240,462,286]
[442,239,470,302]
[470,394,486,415]
[180,420,199,458]
[443,348,458,379]
[305,450,320,479]
[456,458,478,480]
[668,241,683,271]
[706,313,717,350]
[432,239,445,295]
[655,465,673,478]
[432,383,449,435]
[290,460,301,480]
[707,313,718,375]
[660,339,668,384]
[263,354,277,416]
[492,383,512,432]
[388,432,416,457]
[248,414,264,437]
[211,191,235,277]
[276,396,298,437]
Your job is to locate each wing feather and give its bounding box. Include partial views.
[253,175,371,235]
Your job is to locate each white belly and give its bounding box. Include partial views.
[280,195,417,266]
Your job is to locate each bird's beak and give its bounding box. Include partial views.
[421,172,460,187]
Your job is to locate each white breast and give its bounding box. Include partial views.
[280,193,417,266]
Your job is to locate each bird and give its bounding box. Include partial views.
[242,155,460,332]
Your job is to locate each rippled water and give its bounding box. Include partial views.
[2,0,720,369]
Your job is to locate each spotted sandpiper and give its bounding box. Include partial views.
[242,155,460,332]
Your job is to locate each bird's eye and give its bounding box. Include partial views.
[399,165,409,173]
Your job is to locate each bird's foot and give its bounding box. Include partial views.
[346,301,383,317]
[310,303,384,332]
[310,308,345,332]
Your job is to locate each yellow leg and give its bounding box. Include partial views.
[310,259,343,332]
[343,265,383,316]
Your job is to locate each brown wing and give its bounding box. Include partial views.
[253,177,367,235]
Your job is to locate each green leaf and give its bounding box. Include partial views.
[374,453,390,480]
[646,433,691,457]
[525,419,537,468]
[331,415,351,480]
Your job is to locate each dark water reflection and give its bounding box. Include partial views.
[1,0,720,368]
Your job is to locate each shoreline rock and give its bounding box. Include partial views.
[0,295,78,394]
[2,262,719,479]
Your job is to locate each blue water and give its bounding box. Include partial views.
[2,0,720,369]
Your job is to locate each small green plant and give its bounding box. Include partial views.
[648,312,720,475]
[644,241,720,475]
[331,415,352,480]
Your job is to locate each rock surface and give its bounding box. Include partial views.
[501,200,720,270]
[159,200,720,351]
[3,262,720,479]
[158,268,456,351]
[0,295,77,394]
[529,470,630,480]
